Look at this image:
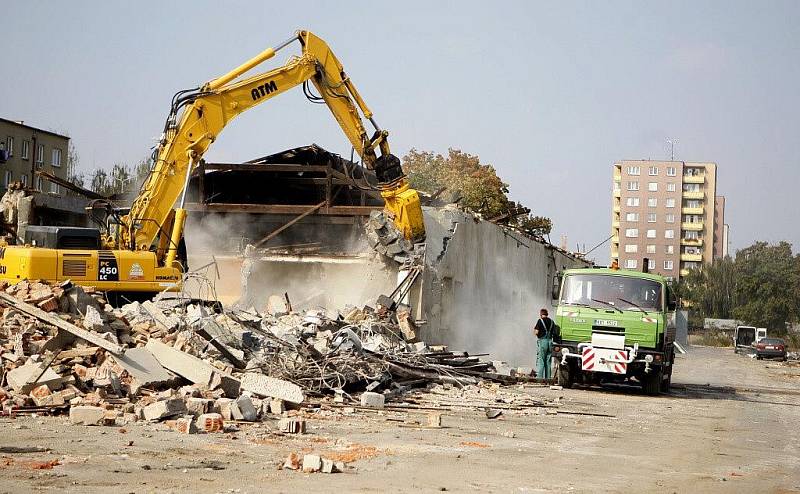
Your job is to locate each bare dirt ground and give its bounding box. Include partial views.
[1,346,799,493]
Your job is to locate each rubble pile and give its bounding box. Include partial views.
[0,279,533,433]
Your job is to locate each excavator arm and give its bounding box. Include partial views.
[122,30,424,268]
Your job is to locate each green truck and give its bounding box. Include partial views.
[552,267,677,395]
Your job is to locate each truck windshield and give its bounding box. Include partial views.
[561,274,663,311]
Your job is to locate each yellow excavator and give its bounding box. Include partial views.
[0,30,425,298]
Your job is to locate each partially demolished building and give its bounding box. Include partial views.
[184,146,589,365]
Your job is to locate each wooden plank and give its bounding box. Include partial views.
[184,203,380,215]
[200,163,329,173]
[253,201,326,248]
[0,292,125,355]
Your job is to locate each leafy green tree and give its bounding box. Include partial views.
[731,241,797,331]
[402,148,552,237]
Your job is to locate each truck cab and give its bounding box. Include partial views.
[552,267,676,395]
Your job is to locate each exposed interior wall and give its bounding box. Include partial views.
[420,206,591,367]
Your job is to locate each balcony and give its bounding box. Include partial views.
[613,204,621,213]
[683,174,705,184]
[613,189,621,198]
[681,222,704,231]
[681,237,704,246]
[681,253,703,262]
[681,206,704,215]
[682,190,704,200]
[612,220,620,228]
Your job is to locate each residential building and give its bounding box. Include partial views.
[611,160,723,280]
[0,117,70,193]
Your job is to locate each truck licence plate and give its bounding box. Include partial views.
[595,319,619,326]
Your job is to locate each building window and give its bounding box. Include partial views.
[3,171,11,187]
[625,212,639,222]
[36,144,44,164]
[6,137,13,157]
[665,198,676,208]
[51,182,60,194]
[648,198,657,207]
[626,197,640,207]
[625,259,638,269]
[646,229,656,238]
[666,183,676,192]
[625,244,638,253]
[665,229,675,239]
[648,182,658,192]
[647,213,657,223]
[646,244,656,254]
[626,166,641,176]
[20,174,27,187]
[21,140,30,160]
[648,166,658,176]
[614,181,621,191]
[666,166,677,176]
[664,260,674,270]
[627,181,639,191]
[684,231,699,240]
[647,259,656,270]
[36,176,43,191]
[666,245,674,254]
[666,213,675,223]
[683,183,700,192]
[625,228,639,238]
[52,148,62,167]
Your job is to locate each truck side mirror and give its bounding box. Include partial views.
[666,288,677,311]
[551,273,562,302]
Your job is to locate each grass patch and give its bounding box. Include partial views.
[688,331,732,347]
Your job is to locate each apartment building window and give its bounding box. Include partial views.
[20,174,27,187]
[683,183,700,192]
[21,140,30,160]
[648,166,658,176]
[684,167,701,177]
[647,259,656,270]
[666,183,676,192]
[666,245,674,254]
[52,148,62,167]
[646,244,656,254]
[3,171,11,187]
[625,228,639,238]
[685,199,701,208]
[627,181,639,191]
[648,182,658,192]
[36,144,44,164]
[665,213,675,223]
[614,181,620,191]
[626,166,641,175]
[625,244,638,253]
[666,166,677,176]
[664,260,674,270]
[665,229,675,239]
[646,229,656,238]
[647,213,656,223]
[625,212,639,222]
[683,214,701,223]
[665,198,676,208]
[684,231,699,240]
[6,137,13,157]
[625,259,638,269]
[626,197,640,207]
[51,182,60,194]
[647,198,657,207]
[35,176,43,191]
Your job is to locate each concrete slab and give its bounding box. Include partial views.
[145,340,240,397]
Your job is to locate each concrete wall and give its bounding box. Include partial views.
[419,206,591,366]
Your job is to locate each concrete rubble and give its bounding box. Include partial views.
[0,277,559,474]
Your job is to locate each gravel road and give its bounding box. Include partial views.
[1,346,798,493]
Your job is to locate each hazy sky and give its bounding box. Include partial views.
[3,1,799,261]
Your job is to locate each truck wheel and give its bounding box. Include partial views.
[642,369,661,396]
[557,361,573,389]
[660,367,672,393]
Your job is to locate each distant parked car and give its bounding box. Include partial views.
[755,338,787,361]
